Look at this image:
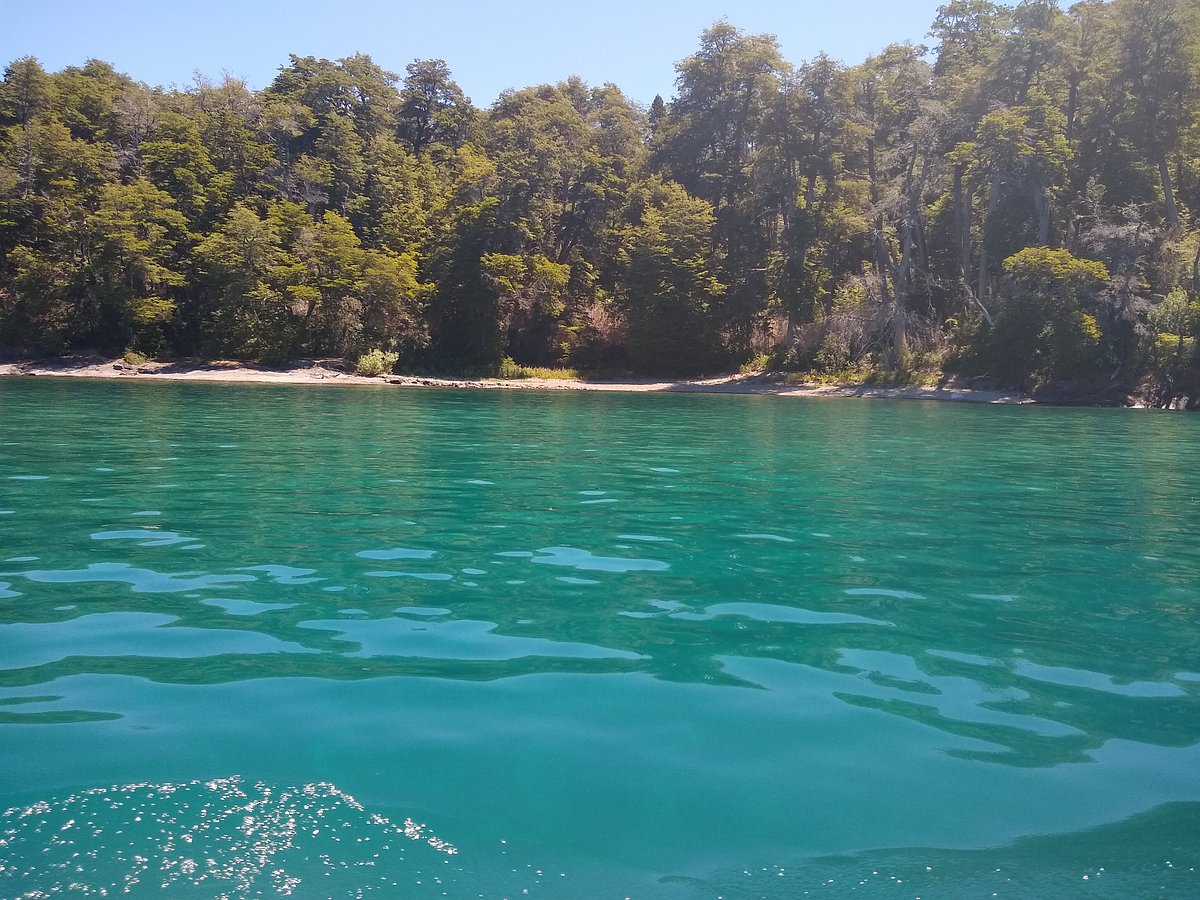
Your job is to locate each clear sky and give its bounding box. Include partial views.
[2,0,947,106]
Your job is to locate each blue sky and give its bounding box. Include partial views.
[3,0,947,106]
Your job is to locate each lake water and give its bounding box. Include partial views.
[1,379,1198,898]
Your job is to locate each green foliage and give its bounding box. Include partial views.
[815,331,853,373]
[0,5,1198,398]
[1149,288,1200,378]
[398,59,474,153]
[496,356,579,379]
[496,356,524,378]
[982,248,1111,386]
[739,352,770,374]
[617,179,726,374]
[1001,247,1110,289]
[1150,288,1200,338]
[515,364,579,380]
[355,348,399,376]
[481,253,526,296]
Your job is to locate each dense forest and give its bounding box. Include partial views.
[2,0,1199,400]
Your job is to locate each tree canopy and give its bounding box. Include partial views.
[2,1,1199,401]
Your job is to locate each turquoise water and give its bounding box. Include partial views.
[1,379,1198,898]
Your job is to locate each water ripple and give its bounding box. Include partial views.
[20,563,257,593]
[529,547,669,573]
[91,529,197,547]
[1,612,315,669]
[356,548,436,561]
[300,616,646,661]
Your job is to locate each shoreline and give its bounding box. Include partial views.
[0,357,1033,403]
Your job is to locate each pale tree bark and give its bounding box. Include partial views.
[1191,241,1200,298]
[1159,153,1180,230]
[1033,184,1051,246]
[977,174,1001,308]
[953,166,971,286]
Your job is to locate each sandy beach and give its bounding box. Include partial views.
[0,357,1032,403]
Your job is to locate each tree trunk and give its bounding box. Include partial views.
[805,125,822,208]
[1192,241,1200,298]
[21,120,34,199]
[893,224,914,366]
[289,298,319,358]
[1033,184,1051,246]
[1065,78,1079,143]
[874,231,892,308]
[1159,153,1179,229]
[875,215,916,370]
[977,174,1001,306]
[953,165,973,298]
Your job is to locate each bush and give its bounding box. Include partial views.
[513,365,579,380]
[122,349,150,366]
[495,356,579,379]
[814,332,852,373]
[355,348,399,377]
[978,248,1111,387]
[496,356,525,378]
[739,352,770,374]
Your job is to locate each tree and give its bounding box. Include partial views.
[194,203,289,358]
[358,248,428,357]
[0,57,51,198]
[140,112,218,225]
[654,23,787,351]
[754,53,858,348]
[1148,287,1200,393]
[398,59,474,154]
[617,179,726,374]
[1108,0,1199,229]
[0,20,1196,391]
[985,246,1109,384]
[950,87,1071,311]
[85,179,188,351]
[425,197,509,370]
[854,43,937,363]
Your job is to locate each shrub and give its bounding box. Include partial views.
[1150,290,1199,362]
[513,365,579,380]
[814,332,852,373]
[739,352,770,374]
[981,248,1111,387]
[355,348,399,377]
[494,357,579,379]
[496,356,525,378]
[122,349,150,366]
